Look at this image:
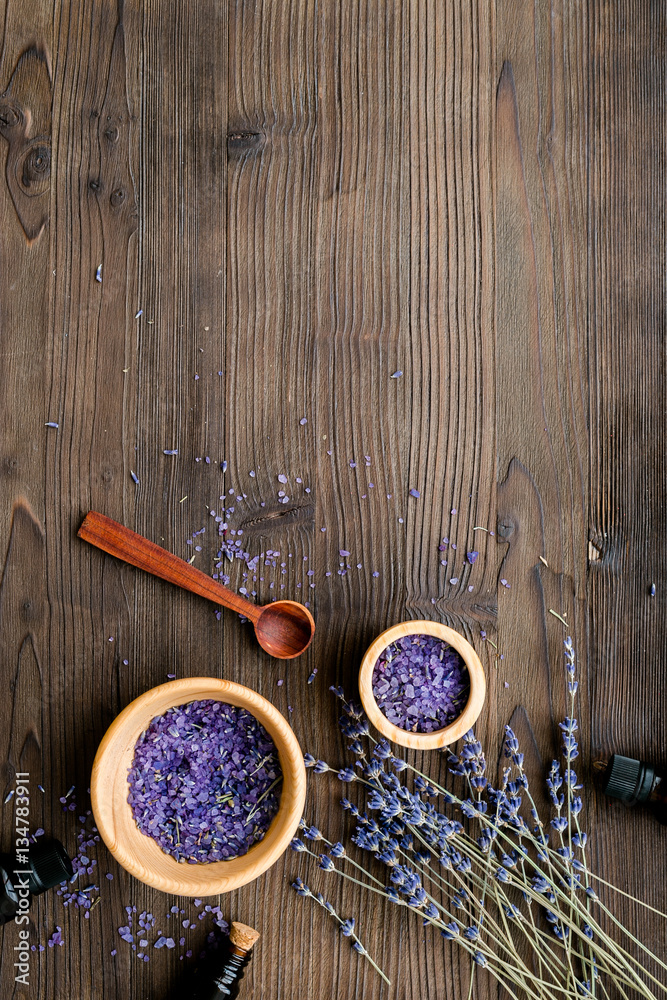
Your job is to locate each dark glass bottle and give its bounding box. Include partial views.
[601,755,667,824]
[189,921,259,1000]
[0,838,73,925]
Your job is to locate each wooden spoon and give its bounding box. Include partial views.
[78,511,315,659]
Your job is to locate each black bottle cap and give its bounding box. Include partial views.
[27,839,73,895]
[602,754,654,806]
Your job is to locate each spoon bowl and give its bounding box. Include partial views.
[255,600,315,659]
[78,511,315,659]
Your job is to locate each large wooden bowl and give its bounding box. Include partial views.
[358,620,486,750]
[91,678,306,896]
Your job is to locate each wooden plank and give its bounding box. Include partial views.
[586,0,667,977]
[495,0,590,814]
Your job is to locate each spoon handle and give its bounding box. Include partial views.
[78,511,260,622]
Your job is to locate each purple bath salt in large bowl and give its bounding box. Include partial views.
[91,678,306,896]
[358,621,486,750]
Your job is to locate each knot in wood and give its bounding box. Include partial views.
[104,124,119,143]
[226,130,264,154]
[0,99,22,130]
[20,141,51,195]
[20,598,36,621]
[110,187,126,208]
[496,518,515,540]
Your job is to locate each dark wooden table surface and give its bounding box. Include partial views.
[0,1,665,998]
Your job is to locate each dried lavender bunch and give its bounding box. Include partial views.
[292,638,667,999]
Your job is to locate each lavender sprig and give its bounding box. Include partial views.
[290,878,390,985]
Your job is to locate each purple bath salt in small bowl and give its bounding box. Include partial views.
[371,634,471,734]
[127,700,282,864]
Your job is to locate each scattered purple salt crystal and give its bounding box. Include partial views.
[47,926,64,948]
[95,265,102,282]
[45,421,59,428]
[449,577,459,585]
[163,449,178,456]
[372,571,379,578]
[372,634,470,734]
[106,873,113,880]
[451,508,457,515]
[135,310,143,318]
[307,670,318,684]
[650,583,656,596]
[409,489,420,499]
[221,460,228,472]
[249,470,256,477]
[299,417,308,425]
[500,579,511,589]
[127,700,282,863]
[467,551,479,564]
[390,370,403,378]
[278,474,288,483]
[339,549,351,557]
[130,470,139,485]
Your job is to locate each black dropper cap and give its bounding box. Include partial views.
[27,839,73,895]
[601,755,655,806]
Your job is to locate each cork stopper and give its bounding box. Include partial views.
[229,921,260,953]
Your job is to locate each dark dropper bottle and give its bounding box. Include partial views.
[0,838,73,925]
[600,755,667,824]
[188,921,260,1000]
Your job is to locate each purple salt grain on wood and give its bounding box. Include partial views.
[409,488,420,498]
[467,551,479,564]
[127,700,282,864]
[372,634,470,734]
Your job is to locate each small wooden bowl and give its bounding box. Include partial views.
[358,620,486,750]
[91,677,306,896]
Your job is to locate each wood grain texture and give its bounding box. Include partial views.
[0,0,663,997]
